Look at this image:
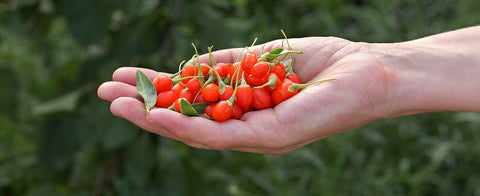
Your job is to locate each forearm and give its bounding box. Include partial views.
[374,26,480,117]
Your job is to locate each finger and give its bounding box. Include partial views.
[110,97,180,140]
[112,67,168,85]
[146,109,262,150]
[98,81,140,102]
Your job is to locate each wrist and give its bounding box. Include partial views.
[371,28,480,118]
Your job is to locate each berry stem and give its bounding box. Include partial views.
[288,78,337,92]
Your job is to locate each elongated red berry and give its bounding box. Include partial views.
[272,63,286,79]
[286,72,302,84]
[212,100,233,122]
[251,87,271,109]
[241,52,258,74]
[152,75,173,93]
[156,90,177,108]
[250,62,270,78]
[171,83,184,95]
[178,88,194,103]
[235,86,253,108]
[213,63,230,78]
[186,78,202,94]
[245,74,268,87]
[204,103,216,118]
[180,64,195,84]
[201,83,220,102]
[271,79,298,105]
[219,85,234,101]
[231,102,243,119]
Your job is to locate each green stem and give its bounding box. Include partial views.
[254,74,277,89]
[193,75,215,103]
[172,75,203,84]
[288,79,337,93]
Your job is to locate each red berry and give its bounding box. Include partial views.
[241,52,258,74]
[201,83,220,102]
[245,73,268,87]
[250,62,270,78]
[186,78,202,95]
[171,83,184,95]
[286,73,302,84]
[231,102,243,119]
[180,64,195,84]
[178,88,194,103]
[252,87,271,109]
[152,76,173,93]
[219,85,234,101]
[213,63,230,78]
[194,93,206,103]
[204,103,216,118]
[173,98,187,112]
[156,90,177,108]
[272,63,286,79]
[212,100,233,122]
[235,86,253,108]
[229,62,243,86]
[194,63,210,76]
[271,79,298,105]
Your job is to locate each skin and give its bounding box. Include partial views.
[97,26,480,155]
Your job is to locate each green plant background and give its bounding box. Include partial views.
[1,0,480,195]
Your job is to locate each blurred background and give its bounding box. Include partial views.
[1,0,480,195]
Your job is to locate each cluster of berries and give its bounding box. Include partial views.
[141,45,332,122]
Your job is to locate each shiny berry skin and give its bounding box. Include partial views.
[271,79,298,105]
[245,74,268,87]
[194,93,206,103]
[178,88,194,103]
[171,83,184,95]
[212,100,233,122]
[272,63,286,79]
[241,51,258,74]
[156,90,177,108]
[201,83,220,102]
[219,85,234,101]
[180,64,195,84]
[286,73,302,84]
[231,102,243,119]
[229,62,243,86]
[204,103,216,118]
[186,78,202,95]
[152,76,173,93]
[235,86,253,108]
[250,62,270,78]
[213,63,230,78]
[251,87,271,109]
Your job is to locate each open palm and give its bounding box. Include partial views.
[97,37,390,155]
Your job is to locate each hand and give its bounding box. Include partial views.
[97,37,392,155]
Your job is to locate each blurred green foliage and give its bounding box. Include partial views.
[1,0,480,195]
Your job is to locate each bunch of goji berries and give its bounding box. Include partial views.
[144,45,333,122]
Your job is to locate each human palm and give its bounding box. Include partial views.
[97,37,389,155]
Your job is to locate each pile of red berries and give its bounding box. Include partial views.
[136,42,334,122]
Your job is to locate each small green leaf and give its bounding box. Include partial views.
[136,70,157,113]
[180,99,199,116]
[192,102,210,114]
[260,48,302,62]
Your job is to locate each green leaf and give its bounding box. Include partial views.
[180,98,199,116]
[192,102,210,114]
[136,70,157,113]
[260,48,302,62]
